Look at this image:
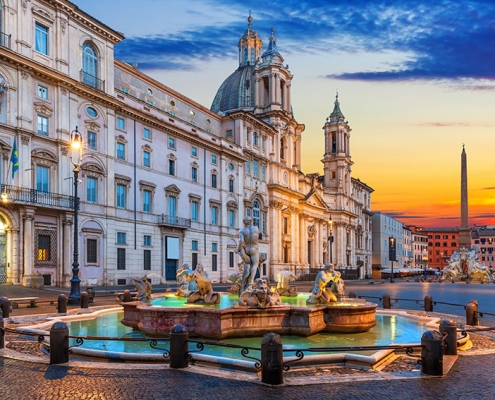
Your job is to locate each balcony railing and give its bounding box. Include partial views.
[80,70,105,91]
[0,184,74,209]
[158,214,191,229]
[0,32,11,49]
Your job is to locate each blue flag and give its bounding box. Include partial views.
[10,137,18,179]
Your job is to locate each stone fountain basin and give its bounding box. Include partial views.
[121,299,377,340]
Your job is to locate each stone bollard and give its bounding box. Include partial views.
[86,287,95,303]
[421,330,444,376]
[80,292,89,309]
[382,294,391,309]
[261,332,283,385]
[465,300,479,326]
[123,289,131,302]
[348,291,356,299]
[50,322,69,365]
[0,297,10,319]
[0,316,4,349]
[439,319,458,356]
[57,294,67,314]
[169,324,189,368]
[424,295,434,312]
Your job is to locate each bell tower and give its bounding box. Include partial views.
[238,14,263,67]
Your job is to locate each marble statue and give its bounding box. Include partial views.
[236,278,283,308]
[276,265,298,296]
[442,247,493,282]
[133,276,152,301]
[236,216,259,293]
[307,264,343,305]
[176,263,198,297]
[186,264,220,305]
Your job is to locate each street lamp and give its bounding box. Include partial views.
[328,218,334,264]
[68,126,82,305]
[422,248,428,279]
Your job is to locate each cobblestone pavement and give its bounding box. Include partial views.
[1,354,495,400]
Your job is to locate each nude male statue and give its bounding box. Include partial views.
[236,216,260,293]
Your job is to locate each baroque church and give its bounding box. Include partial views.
[0,1,372,288]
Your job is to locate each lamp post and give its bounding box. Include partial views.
[389,236,396,283]
[422,248,428,280]
[68,127,82,305]
[328,218,334,264]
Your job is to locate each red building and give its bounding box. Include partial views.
[421,228,459,271]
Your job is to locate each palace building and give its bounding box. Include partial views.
[0,1,373,287]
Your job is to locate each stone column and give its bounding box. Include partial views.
[22,209,36,287]
[62,217,73,287]
[458,146,471,249]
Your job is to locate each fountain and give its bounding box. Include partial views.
[442,247,493,282]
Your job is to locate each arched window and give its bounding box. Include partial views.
[82,42,98,88]
[244,48,248,65]
[250,48,255,64]
[253,200,260,228]
[280,138,285,160]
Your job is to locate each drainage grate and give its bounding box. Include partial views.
[43,274,52,286]
[117,279,127,285]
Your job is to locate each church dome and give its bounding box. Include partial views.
[210,65,255,113]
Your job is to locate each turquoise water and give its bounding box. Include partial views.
[67,311,428,359]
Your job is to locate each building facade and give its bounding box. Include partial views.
[422,227,459,271]
[0,1,373,287]
[371,212,404,277]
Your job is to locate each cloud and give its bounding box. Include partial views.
[414,122,491,128]
[482,187,495,191]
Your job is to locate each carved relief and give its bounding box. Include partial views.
[32,6,55,22]
[307,225,316,239]
[32,148,58,167]
[139,180,156,192]
[61,146,69,156]
[59,18,67,35]
[85,121,101,133]
[21,70,30,80]
[34,102,53,117]
[164,184,181,195]
[116,134,127,144]
[115,174,131,185]
[21,0,30,14]
[60,87,68,96]
[82,162,105,178]
[269,200,284,209]
[21,135,30,145]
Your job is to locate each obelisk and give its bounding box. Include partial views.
[458,145,471,249]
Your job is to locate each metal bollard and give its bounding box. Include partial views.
[261,332,283,385]
[0,316,4,349]
[169,324,189,368]
[421,330,444,376]
[424,295,434,312]
[57,294,67,314]
[50,322,69,365]
[81,292,89,309]
[348,291,356,299]
[439,319,458,356]
[382,294,391,309]
[123,289,131,302]
[0,297,10,319]
[465,300,479,326]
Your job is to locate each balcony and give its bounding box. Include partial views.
[80,70,105,91]
[0,32,11,49]
[158,214,191,229]
[1,184,74,210]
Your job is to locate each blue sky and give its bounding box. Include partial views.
[73,0,495,227]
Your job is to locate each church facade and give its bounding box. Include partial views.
[0,1,373,287]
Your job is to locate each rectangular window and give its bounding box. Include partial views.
[211,155,217,164]
[226,129,233,138]
[246,161,250,174]
[212,243,218,252]
[117,248,126,270]
[192,240,199,251]
[144,249,151,270]
[283,217,288,235]
[191,146,197,157]
[37,234,50,261]
[246,129,250,142]
[87,131,97,150]
[86,239,97,264]
[37,84,48,99]
[168,159,175,176]
[86,177,97,203]
[261,164,265,180]
[168,196,176,217]
[191,201,198,222]
[229,210,235,228]
[211,174,217,188]
[168,137,175,149]
[229,251,235,268]
[143,190,151,213]
[117,142,125,159]
[35,23,48,55]
[143,127,151,140]
[37,115,49,135]
[192,167,198,182]
[192,252,198,269]
[116,117,125,130]
[143,150,151,167]
[36,165,49,192]
[144,235,152,246]
[212,254,218,272]
[229,179,234,193]
[116,184,126,208]
[212,206,218,225]
[253,132,258,146]
[117,232,126,244]
[253,160,259,178]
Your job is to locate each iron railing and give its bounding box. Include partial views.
[80,70,105,91]
[158,214,191,228]
[0,184,74,209]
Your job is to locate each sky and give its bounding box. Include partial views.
[72,0,495,229]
